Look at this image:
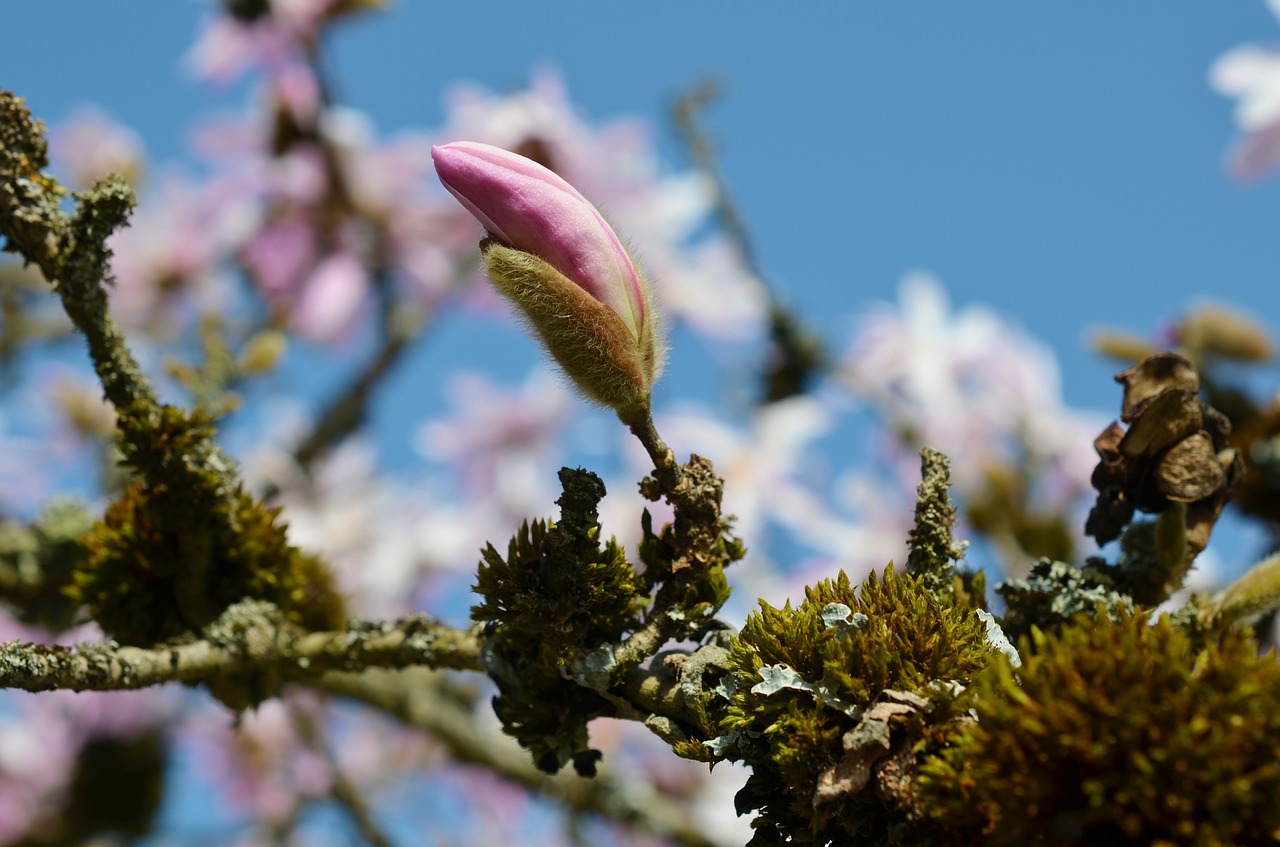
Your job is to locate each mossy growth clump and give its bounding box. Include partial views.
[49,729,168,843]
[74,403,344,645]
[473,468,646,775]
[633,501,739,635]
[915,611,1280,846]
[0,498,95,631]
[718,567,996,845]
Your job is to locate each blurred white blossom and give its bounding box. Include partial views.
[1211,0,1280,178]
[843,273,1101,512]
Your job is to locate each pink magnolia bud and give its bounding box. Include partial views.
[432,141,662,419]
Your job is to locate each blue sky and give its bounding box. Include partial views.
[5,2,1279,427]
[6,6,1279,838]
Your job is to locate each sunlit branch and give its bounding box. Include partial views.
[0,599,482,693]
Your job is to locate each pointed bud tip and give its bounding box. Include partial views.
[433,141,665,412]
[430,140,649,339]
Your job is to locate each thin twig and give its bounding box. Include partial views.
[614,406,729,671]
[0,90,157,412]
[290,704,395,847]
[292,317,418,473]
[318,668,721,847]
[671,78,770,296]
[671,80,827,403]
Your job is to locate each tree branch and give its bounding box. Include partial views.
[290,702,395,847]
[0,89,157,412]
[318,667,721,847]
[619,407,731,672]
[0,599,482,693]
[670,80,826,403]
[292,312,417,474]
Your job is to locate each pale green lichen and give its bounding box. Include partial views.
[997,558,1134,640]
[905,448,968,599]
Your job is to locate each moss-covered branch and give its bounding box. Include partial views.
[0,598,481,693]
[621,408,738,668]
[905,447,967,597]
[0,89,156,412]
[470,462,739,775]
[2,90,351,647]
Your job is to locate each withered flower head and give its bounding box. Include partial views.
[1086,353,1242,564]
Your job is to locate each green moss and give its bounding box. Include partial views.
[473,468,646,775]
[915,611,1280,846]
[473,469,644,657]
[50,730,167,844]
[719,567,995,845]
[0,499,94,631]
[73,404,344,645]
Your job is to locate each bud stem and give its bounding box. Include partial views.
[624,405,676,484]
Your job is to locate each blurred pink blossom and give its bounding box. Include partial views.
[243,218,318,298]
[762,469,915,608]
[291,250,371,342]
[267,143,332,204]
[106,172,252,330]
[317,109,477,310]
[213,106,471,337]
[416,369,572,510]
[1211,0,1280,179]
[241,419,473,616]
[186,694,333,826]
[321,109,436,223]
[654,397,833,547]
[186,0,332,120]
[49,107,146,190]
[0,703,77,843]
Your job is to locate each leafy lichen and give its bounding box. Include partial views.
[997,557,1134,641]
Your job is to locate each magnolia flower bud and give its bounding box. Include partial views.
[432,141,662,420]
